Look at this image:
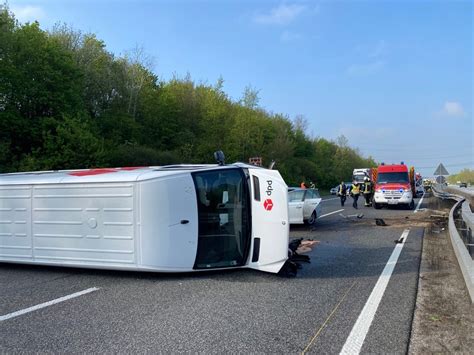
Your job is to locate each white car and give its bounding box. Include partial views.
[288,188,322,225]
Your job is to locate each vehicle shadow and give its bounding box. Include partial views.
[0,231,422,284]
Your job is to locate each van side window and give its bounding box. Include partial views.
[252,176,260,201]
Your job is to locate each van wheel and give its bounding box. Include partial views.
[306,211,317,225]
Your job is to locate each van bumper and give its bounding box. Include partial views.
[374,191,413,205]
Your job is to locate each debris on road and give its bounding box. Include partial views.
[280,238,320,277]
[339,213,364,220]
[376,218,388,226]
[296,240,320,254]
[429,214,448,234]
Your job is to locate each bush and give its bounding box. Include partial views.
[105,145,179,167]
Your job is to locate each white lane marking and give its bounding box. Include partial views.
[414,193,425,213]
[318,209,345,219]
[0,287,99,322]
[322,197,339,202]
[340,229,410,355]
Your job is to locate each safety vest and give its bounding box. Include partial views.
[363,182,372,194]
[351,184,361,195]
[338,184,346,195]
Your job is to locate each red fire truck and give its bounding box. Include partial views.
[372,163,415,210]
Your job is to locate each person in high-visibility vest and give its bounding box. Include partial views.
[337,181,347,206]
[362,177,373,207]
[351,181,361,209]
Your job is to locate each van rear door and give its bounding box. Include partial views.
[247,169,289,273]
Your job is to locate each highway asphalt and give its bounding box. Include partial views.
[0,194,427,353]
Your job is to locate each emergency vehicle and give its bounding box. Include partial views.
[415,172,424,197]
[352,168,372,184]
[372,163,415,209]
[0,164,289,274]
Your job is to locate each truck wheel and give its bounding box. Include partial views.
[306,211,317,225]
[373,202,382,209]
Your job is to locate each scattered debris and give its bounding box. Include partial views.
[339,213,364,220]
[429,214,448,234]
[296,240,320,254]
[280,238,320,277]
[376,218,388,226]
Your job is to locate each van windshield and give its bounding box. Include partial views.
[192,168,251,269]
[353,174,367,183]
[377,172,409,184]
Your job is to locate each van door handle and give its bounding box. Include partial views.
[180,220,189,224]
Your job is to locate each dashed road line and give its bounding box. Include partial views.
[0,287,99,322]
[318,209,344,219]
[339,229,410,355]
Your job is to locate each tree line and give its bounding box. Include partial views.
[447,169,474,185]
[0,6,376,189]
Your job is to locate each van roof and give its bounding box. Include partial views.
[0,163,261,185]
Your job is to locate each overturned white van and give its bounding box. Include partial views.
[0,164,289,273]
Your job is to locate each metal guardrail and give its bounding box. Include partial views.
[445,185,474,259]
[431,184,460,200]
[432,184,474,303]
[459,202,474,259]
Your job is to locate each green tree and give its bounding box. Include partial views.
[0,6,379,191]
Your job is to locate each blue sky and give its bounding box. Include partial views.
[8,0,473,177]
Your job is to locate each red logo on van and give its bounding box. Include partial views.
[263,199,273,211]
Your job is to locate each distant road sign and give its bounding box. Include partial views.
[434,163,449,176]
[435,176,446,184]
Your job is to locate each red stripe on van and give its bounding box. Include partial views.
[69,168,118,176]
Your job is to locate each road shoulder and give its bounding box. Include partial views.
[408,222,474,353]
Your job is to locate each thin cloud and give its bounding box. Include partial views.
[280,30,302,42]
[369,40,387,59]
[347,40,387,76]
[347,60,385,76]
[440,101,465,117]
[254,3,306,25]
[11,5,46,23]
